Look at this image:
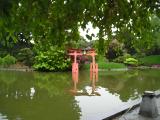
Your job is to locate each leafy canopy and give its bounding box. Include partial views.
[0,0,159,53]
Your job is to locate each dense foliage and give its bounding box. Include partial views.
[0,0,160,71]
[34,47,71,71]
[1,1,160,46]
[0,55,17,67]
[113,53,131,63]
[17,48,34,67]
[124,57,138,66]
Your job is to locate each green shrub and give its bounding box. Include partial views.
[106,40,123,61]
[124,57,138,66]
[3,54,17,67]
[113,56,124,63]
[34,47,71,71]
[134,52,146,58]
[0,51,8,58]
[0,57,3,66]
[113,53,131,63]
[17,48,34,67]
[124,53,132,59]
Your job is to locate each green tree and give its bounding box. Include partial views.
[0,0,160,70]
[17,48,34,67]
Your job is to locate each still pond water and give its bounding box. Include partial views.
[0,69,160,120]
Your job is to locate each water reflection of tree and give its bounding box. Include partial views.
[0,71,81,120]
[98,70,160,102]
[0,71,34,98]
[33,72,72,96]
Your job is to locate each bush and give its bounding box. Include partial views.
[0,57,3,66]
[134,52,146,58]
[17,48,34,67]
[106,40,123,61]
[113,53,131,63]
[34,47,71,71]
[0,51,8,58]
[124,57,138,66]
[3,54,17,67]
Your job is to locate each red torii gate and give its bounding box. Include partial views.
[85,49,98,73]
[68,48,98,73]
[68,49,83,73]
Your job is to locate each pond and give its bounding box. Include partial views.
[0,69,160,120]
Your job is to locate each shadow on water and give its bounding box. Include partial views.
[0,69,160,120]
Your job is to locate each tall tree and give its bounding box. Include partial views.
[0,0,159,53]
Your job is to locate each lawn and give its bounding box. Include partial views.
[82,56,126,70]
[82,55,160,70]
[82,62,126,70]
[139,55,160,66]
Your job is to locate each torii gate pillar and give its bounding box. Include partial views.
[68,49,82,73]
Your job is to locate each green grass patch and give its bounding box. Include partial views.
[98,56,126,69]
[82,55,126,70]
[100,62,126,69]
[139,55,160,66]
[82,62,126,70]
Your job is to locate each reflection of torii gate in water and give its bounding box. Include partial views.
[70,71,99,96]
[68,49,99,96]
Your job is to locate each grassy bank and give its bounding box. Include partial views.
[82,62,126,70]
[82,55,160,70]
[139,55,160,66]
[82,56,126,70]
